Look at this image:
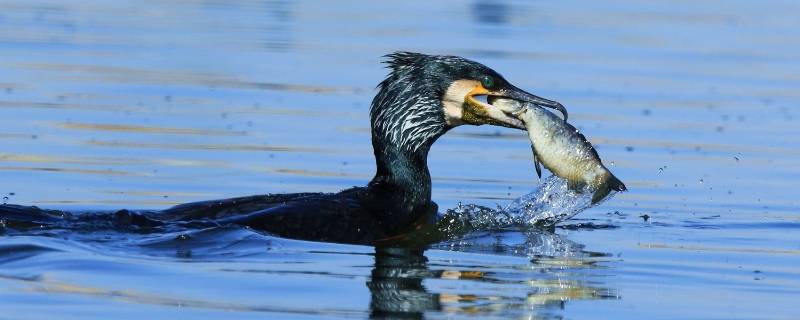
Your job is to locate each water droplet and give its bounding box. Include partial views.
[699,179,704,184]
[610,161,615,167]
[734,156,740,162]
[2,196,7,204]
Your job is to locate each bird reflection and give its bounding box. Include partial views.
[368,247,438,319]
[368,230,617,319]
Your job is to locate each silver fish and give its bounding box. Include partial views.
[491,98,626,204]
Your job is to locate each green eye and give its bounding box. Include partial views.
[481,76,495,89]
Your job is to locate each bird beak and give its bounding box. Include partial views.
[464,84,567,129]
[498,85,568,121]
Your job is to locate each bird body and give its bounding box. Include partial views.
[0,52,568,244]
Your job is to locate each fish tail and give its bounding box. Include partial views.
[591,172,627,204]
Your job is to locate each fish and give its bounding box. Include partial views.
[490,97,627,204]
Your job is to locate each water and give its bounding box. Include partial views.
[1,0,800,318]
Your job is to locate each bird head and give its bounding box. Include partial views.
[371,52,566,153]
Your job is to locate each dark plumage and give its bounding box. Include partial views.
[0,52,566,245]
[165,53,507,243]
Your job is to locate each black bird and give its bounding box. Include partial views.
[0,52,566,244]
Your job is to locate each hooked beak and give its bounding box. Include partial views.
[498,85,567,121]
[464,84,567,129]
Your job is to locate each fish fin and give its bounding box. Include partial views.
[591,188,609,205]
[608,173,627,192]
[591,173,627,204]
[531,145,542,179]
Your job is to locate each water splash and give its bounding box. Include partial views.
[504,175,611,227]
[439,175,615,237]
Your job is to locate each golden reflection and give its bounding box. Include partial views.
[427,263,613,316]
[369,233,616,319]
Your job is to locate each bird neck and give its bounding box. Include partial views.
[365,142,438,235]
[370,134,434,200]
[367,66,449,213]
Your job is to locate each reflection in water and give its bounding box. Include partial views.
[370,231,616,318]
[200,0,294,52]
[0,208,616,319]
[471,0,512,25]
[261,0,293,51]
[1,0,799,317]
[368,247,439,319]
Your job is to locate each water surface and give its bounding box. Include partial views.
[1,0,799,319]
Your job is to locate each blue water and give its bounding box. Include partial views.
[1,0,800,319]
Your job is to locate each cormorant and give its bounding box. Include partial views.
[0,52,566,245]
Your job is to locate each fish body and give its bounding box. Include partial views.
[492,98,626,203]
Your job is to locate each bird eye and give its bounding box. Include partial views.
[481,76,495,89]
